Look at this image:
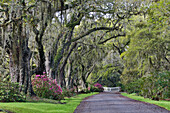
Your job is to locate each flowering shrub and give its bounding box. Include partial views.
[94,83,103,89]
[90,83,104,92]
[32,74,63,100]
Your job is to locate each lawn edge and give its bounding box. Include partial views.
[0,92,99,113]
[121,92,170,111]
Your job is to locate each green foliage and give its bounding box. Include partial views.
[0,80,26,102]
[83,88,91,93]
[54,47,63,64]
[1,0,169,104]
[62,88,76,97]
[90,86,103,92]
[123,72,169,100]
[90,53,123,87]
[121,0,169,101]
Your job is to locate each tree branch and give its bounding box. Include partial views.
[66,26,119,44]
[0,16,26,27]
[60,42,77,70]
[85,64,95,80]
[165,56,170,64]
[98,33,125,44]
[113,43,121,55]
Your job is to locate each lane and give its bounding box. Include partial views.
[74,92,170,113]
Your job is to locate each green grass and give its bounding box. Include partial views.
[121,93,170,111]
[0,92,98,113]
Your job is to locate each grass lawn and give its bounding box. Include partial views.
[0,92,98,113]
[121,93,170,111]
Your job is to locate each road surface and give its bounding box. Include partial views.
[74,92,170,113]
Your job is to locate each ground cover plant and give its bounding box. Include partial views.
[121,93,170,111]
[0,92,98,113]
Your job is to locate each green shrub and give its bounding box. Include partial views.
[79,87,91,93]
[84,88,91,93]
[0,81,26,102]
[123,71,169,100]
[62,88,76,97]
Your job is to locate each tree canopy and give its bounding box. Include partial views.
[0,0,169,100]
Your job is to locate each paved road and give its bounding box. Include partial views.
[74,92,170,113]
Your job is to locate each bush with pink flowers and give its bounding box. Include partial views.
[94,83,103,89]
[32,74,63,100]
[90,83,104,92]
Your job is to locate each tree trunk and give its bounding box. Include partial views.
[35,34,46,75]
[67,59,73,88]
[59,42,77,87]
[45,52,52,77]
[9,34,34,95]
[9,9,35,95]
[9,52,19,83]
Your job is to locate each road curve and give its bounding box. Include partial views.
[74,92,170,113]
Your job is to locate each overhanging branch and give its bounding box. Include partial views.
[98,33,125,44]
[66,26,119,45]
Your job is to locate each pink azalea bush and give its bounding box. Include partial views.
[92,83,104,92]
[94,83,103,89]
[32,74,63,100]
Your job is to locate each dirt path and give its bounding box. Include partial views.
[74,92,170,113]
